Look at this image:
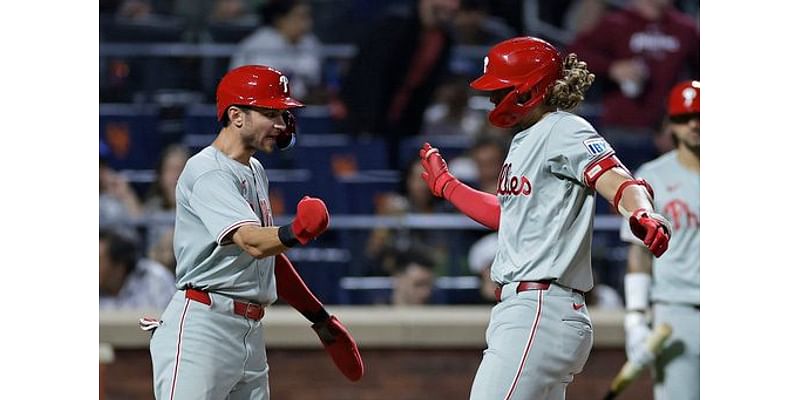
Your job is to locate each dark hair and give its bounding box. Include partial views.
[99,228,139,275]
[470,134,510,155]
[260,0,305,25]
[394,246,435,274]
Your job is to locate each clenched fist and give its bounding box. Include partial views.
[279,196,329,247]
[418,142,458,199]
[629,208,671,257]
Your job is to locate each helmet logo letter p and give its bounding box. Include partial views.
[280,75,289,94]
[681,87,697,107]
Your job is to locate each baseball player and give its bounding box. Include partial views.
[621,80,700,400]
[418,36,672,400]
[146,65,363,400]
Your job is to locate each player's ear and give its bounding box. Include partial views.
[228,106,246,127]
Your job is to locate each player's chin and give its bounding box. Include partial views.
[261,138,276,153]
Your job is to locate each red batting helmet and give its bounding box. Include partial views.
[470,36,563,128]
[667,80,700,117]
[216,65,304,121]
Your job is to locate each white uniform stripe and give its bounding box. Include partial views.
[503,290,544,400]
[169,299,191,400]
[216,219,260,244]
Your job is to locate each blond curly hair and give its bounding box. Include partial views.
[547,53,595,111]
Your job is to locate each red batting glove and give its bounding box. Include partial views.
[312,315,365,382]
[629,208,672,257]
[277,111,297,151]
[291,196,330,245]
[418,142,458,199]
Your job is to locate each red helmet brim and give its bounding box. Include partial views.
[470,74,513,91]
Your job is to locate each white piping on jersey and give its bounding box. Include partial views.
[216,219,261,245]
[169,299,191,400]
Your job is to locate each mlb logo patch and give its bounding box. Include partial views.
[583,138,608,156]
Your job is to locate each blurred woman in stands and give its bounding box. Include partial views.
[143,144,190,213]
[142,144,189,254]
[100,140,143,227]
[229,0,322,102]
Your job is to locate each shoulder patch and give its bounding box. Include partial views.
[583,138,609,156]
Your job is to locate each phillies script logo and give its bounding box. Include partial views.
[663,199,699,231]
[497,163,532,196]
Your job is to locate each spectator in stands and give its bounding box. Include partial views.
[173,0,258,42]
[365,159,451,275]
[452,0,515,46]
[100,141,143,227]
[390,247,437,306]
[230,0,323,102]
[99,228,176,311]
[421,75,485,138]
[449,135,509,195]
[335,0,461,168]
[568,0,699,143]
[142,144,188,252]
[467,232,498,304]
[143,144,189,213]
[148,227,177,276]
[114,0,153,20]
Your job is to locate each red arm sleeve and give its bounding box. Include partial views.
[274,253,330,323]
[444,181,501,231]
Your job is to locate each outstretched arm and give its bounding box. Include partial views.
[594,166,671,257]
[418,143,500,231]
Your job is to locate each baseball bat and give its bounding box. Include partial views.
[601,323,672,400]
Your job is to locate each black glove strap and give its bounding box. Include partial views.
[312,316,337,344]
[304,308,331,325]
[278,225,300,248]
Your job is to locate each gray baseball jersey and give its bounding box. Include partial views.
[620,150,700,305]
[173,145,277,305]
[491,111,615,292]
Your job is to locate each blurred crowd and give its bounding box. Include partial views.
[99,0,698,310]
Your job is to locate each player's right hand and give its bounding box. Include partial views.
[291,196,330,245]
[419,142,457,198]
[629,209,671,257]
[624,311,655,366]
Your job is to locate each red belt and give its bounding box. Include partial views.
[495,280,586,302]
[185,288,265,321]
[494,281,551,302]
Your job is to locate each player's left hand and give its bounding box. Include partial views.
[277,111,297,150]
[629,209,671,257]
[312,315,365,381]
[292,196,330,245]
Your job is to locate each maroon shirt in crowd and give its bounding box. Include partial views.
[569,6,699,130]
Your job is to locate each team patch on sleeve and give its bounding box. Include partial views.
[583,138,610,156]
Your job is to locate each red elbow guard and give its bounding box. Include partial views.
[584,154,627,189]
[613,178,654,214]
